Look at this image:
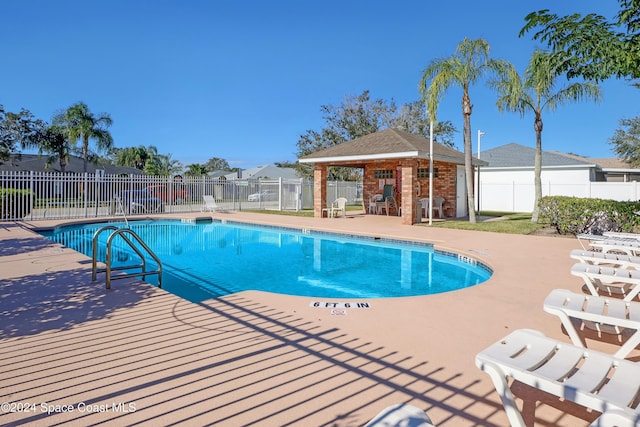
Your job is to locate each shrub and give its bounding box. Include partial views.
[538,196,640,235]
[0,188,33,220]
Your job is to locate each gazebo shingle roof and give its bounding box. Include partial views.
[299,128,483,165]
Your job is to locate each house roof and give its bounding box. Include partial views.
[207,170,229,178]
[481,143,640,172]
[0,154,142,175]
[548,151,639,171]
[224,165,300,180]
[588,158,630,169]
[481,143,597,168]
[298,128,486,166]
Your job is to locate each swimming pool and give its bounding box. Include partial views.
[41,219,492,301]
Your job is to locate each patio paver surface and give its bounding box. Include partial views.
[1,211,631,426]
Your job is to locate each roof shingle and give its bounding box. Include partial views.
[299,128,475,164]
[481,143,595,167]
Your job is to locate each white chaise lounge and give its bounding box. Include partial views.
[571,262,640,301]
[202,195,219,212]
[476,329,640,427]
[592,239,640,256]
[577,233,640,254]
[544,289,640,358]
[603,231,640,240]
[570,249,640,269]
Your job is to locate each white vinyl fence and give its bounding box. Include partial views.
[480,180,640,213]
[0,171,361,222]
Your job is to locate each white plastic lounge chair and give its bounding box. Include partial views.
[591,239,640,256]
[576,233,640,251]
[202,195,218,212]
[432,196,445,218]
[418,198,428,217]
[368,194,383,214]
[571,262,640,301]
[364,403,435,427]
[544,289,640,358]
[378,195,400,216]
[476,329,640,427]
[332,197,347,218]
[570,249,640,269]
[604,231,640,240]
[590,410,640,427]
[129,201,147,214]
[418,197,444,219]
[323,197,347,218]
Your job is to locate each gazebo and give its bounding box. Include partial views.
[298,128,487,225]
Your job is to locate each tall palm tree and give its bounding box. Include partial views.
[53,102,113,172]
[489,50,601,222]
[419,38,508,223]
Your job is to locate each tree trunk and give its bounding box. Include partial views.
[82,136,89,173]
[462,91,476,223]
[532,113,543,223]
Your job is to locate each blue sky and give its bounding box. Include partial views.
[2,0,635,169]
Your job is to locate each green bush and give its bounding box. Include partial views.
[538,196,640,235]
[0,188,33,220]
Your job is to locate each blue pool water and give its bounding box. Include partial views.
[40,219,492,302]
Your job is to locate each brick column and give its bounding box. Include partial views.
[313,164,327,218]
[400,161,417,225]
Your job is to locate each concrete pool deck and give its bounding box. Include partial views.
[1,211,634,426]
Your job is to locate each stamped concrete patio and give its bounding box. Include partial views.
[0,211,630,426]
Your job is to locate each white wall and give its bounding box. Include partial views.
[478,167,640,212]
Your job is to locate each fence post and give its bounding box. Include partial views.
[201,175,206,203]
[83,172,89,218]
[29,171,35,221]
[298,178,303,211]
[278,177,283,211]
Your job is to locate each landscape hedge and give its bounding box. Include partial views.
[538,195,640,235]
[0,188,33,220]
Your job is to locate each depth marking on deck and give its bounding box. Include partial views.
[310,302,371,308]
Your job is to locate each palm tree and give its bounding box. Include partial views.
[419,38,508,223]
[489,49,601,222]
[144,153,183,176]
[37,125,72,172]
[115,145,157,170]
[53,102,113,172]
[185,163,209,176]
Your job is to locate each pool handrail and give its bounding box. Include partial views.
[91,225,162,289]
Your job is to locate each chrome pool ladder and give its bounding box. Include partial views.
[91,225,162,289]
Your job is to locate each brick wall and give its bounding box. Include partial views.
[363,160,462,219]
[313,165,327,217]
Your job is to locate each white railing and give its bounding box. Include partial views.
[0,171,362,221]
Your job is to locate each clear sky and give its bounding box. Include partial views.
[1,0,635,169]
